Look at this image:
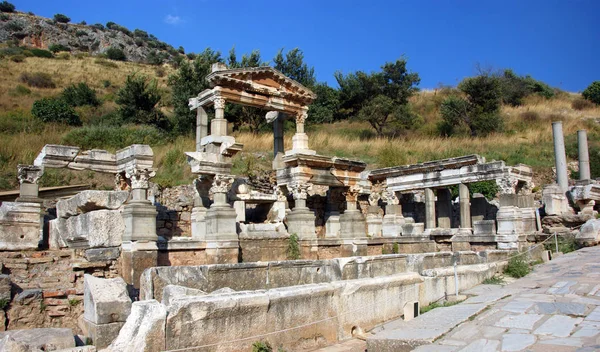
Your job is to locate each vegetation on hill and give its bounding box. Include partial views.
[0,1,599,193]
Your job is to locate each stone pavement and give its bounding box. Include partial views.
[318,246,600,352]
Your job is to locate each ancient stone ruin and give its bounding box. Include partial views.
[0,65,598,351]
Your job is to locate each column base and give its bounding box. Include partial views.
[205,205,238,241]
[287,207,316,239]
[205,239,239,264]
[191,206,207,240]
[121,240,157,288]
[340,210,366,238]
[122,201,158,242]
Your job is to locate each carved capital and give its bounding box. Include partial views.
[368,192,381,206]
[213,97,226,110]
[289,182,312,200]
[382,189,399,205]
[343,185,361,203]
[295,110,308,125]
[210,174,234,194]
[496,176,518,195]
[125,168,155,190]
[17,164,43,185]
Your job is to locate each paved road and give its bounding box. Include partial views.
[316,246,600,352]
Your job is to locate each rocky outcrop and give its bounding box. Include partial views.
[0,12,180,63]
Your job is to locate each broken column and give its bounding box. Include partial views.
[204,174,239,263]
[121,168,158,288]
[458,183,472,235]
[82,274,132,349]
[424,188,436,229]
[340,185,366,238]
[286,182,316,239]
[366,192,382,237]
[16,164,44,202]
[552,121,569,191]
[578,129,591,181]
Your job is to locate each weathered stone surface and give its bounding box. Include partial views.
[56,191,129,219]
[68,150,117,173]
[533,315,583,337]
[33,144,79,168]
[83,320,123,350]
[116,145,154,173]
[0,328,75,350]
[0,275,10,302]
[161,285,206,306]
[0,336,30,352]
[84,275,131,325]
[501,333,536,351]
[106,300,166,352]
[65,210,124,248]
[55,347,96,352]
[0,202,42,250]
[84,248,120,262]
[577,219,600,246]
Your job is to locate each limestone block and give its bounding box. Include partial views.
[0,202,42,250]
[68,150,117,173]
[115,144,154,173]
[402,222,424,236]
[84,247,120,262]
[0,336,30,352]
[122,202,157,242]
[238,223,287,238]
[161,285,207,306]
[65,210,124,248]
[0,275,10,302]
[191,207,207,240]
[33,144,79,168]
[84,275,131,325]
[286,208,316,239]
[83,320,123,350]
[542,184,570,215]
[473,220,497,236]
[55,347,96,352]
[366,213,383,237]
[496,206,522,236]
[325,212,341,238]
[106,300,166,352]
[0,328,75,350]
[49,218,68,249]
[205,206,238,241]
[403,301,419,321]
[340,210,366,238]
[576,219,600,246]
[56,191,129,219]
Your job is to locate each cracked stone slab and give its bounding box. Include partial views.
[534,315,583,337]
[533,302,587,316]
[495,314,544,330]
[585,306,600,322]
[572,321,600,338]
[547,281,577,294]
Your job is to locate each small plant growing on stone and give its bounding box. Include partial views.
[68,298,81,307]
[286,233,300,260]
[252,341,273,352]
[392,242,399,254]
[39,301,47,313]
[482,276,504,285]
[504,255,530,278]
[0,298,9,309]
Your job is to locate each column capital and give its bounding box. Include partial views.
[295,110,308,125]
[382,189,399,205]
[289,182,312,200]
[213,97,226,110]
[209,174,234,194]
[17,164,43,185]
[344,185,361,203]
[125,168,155,190]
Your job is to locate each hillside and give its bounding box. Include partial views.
[0,50,599,193]
[0,11,183,63]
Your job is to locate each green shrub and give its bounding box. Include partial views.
[75,30,87,37]
[62,82,100,107]
[468,180,499,200]
[286,233,300,260]
[0,1,15,12]
[504,255,530,278]
[30,48,53,58]
[0,298,9,309]
[392,242,399,254]
[62,125,166,150]
[252,341,273,352]
[482,276,505,285]
[20,72,55,88]
[582,81,600,105]
[10,54,24,62]
[32,98,81,125]
[48,43,70,53]
[53,13,70,23]
[572,98,595,110]
[105,47,126,61]
[92,23,104,30]
[116,73,168,129]
[5,20,22,31]
[9,84,31,96]
[152,147,190,187]
[377,142,407,167]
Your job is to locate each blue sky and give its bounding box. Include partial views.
[14,0,600,92]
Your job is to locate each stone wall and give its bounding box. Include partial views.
[153,185,194,239]
[0,247,121,332]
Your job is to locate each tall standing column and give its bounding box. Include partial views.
[458,183,472,235]
[552,121,569,191]
[272,113,285,169]
[288,108,314,155]
[340,185,366,238]
[424,188,436,229]
[578,130,591,181]
[211,96,227,137]
[286,182,316,239]
[196,107,209,151]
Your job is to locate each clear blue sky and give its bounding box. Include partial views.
[14,0,600,92]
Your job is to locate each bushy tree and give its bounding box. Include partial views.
[308,83,340,124]
[62,82,100,107]
[116,73,168,129]
[168,48,222,134]
[105,47,126,61]
[499,69,554,106]
[53,14,70,23]
[273,48,316,87]
[582,81,600,105]
[357,95,396,136]
[32,97,81,125]
[0,1,15,12]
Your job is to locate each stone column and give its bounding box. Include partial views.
[436,188,452,229]
[289,109,314,155]
[552,121,569,191]
[325,187,343,238]
[578,130,591,181]
[382,189,404,236]
[211,96,227,137]
[340,185,366,238]
[121,168,158,288]
[366,192,383,237]
[196,106,209,151]
[424,188,436,229]
[273,113,285,169]
[458,183,472,235]
[191,176,211,240]
[286,182,316,239]
[205,174,237,240]
[16,164,44,202]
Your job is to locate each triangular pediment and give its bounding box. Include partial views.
[206,66,316,103]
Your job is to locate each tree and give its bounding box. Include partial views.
[358,95,396,136]
[53,14,70,23]
[309,83,339,124]
[116,73,168,129]
[168,48,223,134]
[62,82,100,107]
[0,1,15,12]
[582,81,600,105]
[32,98,81,125]
[106,47,126,61]
[499,69,555,106]
[273,48,316,87]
